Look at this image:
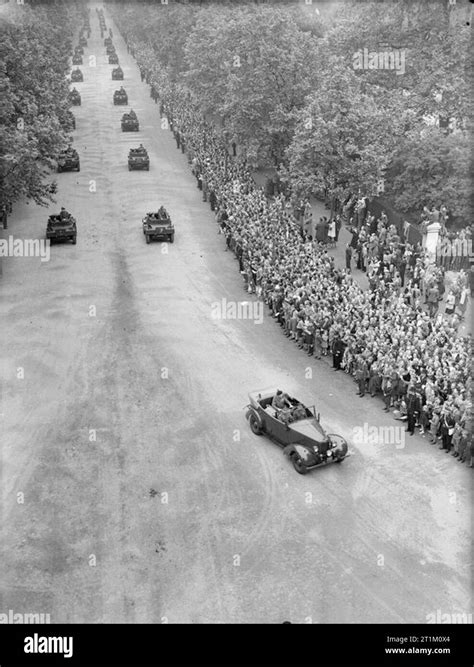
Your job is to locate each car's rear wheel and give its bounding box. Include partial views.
[290,453,308,475]
[249,414,262,436]
[145,234,150,244]
[72,236,77,245]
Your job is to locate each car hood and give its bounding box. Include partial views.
[289,418,329,445]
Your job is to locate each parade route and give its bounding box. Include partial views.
[0,3,471,625]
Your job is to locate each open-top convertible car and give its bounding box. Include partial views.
[245,388,350,474]
[142,207,174,244]
[74,45,84,55]
[113,88,128,105]
[46,210,77,245]
[106,44,116,56]
[72,54,83,65]
[112,66,124,80]
[128,145,149,171]
[109,53,119,64]
[104,36,112,46]
[121,112,139,132]
[57,147,80,172]
[71,68,83,82]
[79,36,87,47]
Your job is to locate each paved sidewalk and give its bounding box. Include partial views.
[307,195,370,291]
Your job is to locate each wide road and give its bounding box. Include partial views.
[0,4,470,624]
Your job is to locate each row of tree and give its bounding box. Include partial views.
[108,0,471,225]
[0,1,84,213]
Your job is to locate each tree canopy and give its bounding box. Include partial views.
[0,1,83,210]
[111,0,469,224]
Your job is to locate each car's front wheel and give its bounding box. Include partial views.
[290,453,308,475]
[248,413,262,436]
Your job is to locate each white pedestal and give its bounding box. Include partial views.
[425,222,441,263]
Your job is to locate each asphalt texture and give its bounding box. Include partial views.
[0,4,470,624]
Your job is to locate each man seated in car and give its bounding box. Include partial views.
[272,390,293,423]
[291,402,307,421]
[272,390,286,410]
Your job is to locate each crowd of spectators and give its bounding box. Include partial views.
[122,33,472,467]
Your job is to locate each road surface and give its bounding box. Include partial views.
[0,4,470,624]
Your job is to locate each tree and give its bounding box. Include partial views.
[0,2,81,210]
[284,61,398,202]
[185,5,319,166]
[384,127,473,225]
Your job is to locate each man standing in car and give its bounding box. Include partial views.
[406,385,421,436]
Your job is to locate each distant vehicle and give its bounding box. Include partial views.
[104,36,112,46]
[108,53,119,64]
[69,88,81,106]
[74,45,84,56]
[245,387,350,474]
[121,112,139,132]
[72,54,83,65]
[79,36,87,47]
[106,44,116,56]
[142,208,174,244]
[112,66,124,80]
[71,68,83,82]
[57,147,80,172]
[128,145,149,171]
[113,88,128,105]
[46,211,77,245]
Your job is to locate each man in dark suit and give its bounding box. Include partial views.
[406,385,421,435]
[332,334,345,371]
[355,358,369,397]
